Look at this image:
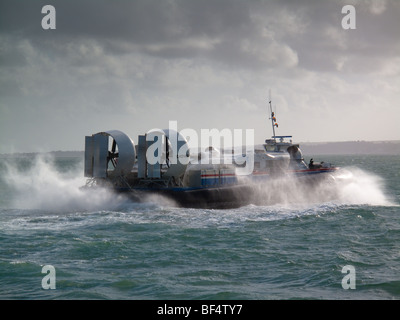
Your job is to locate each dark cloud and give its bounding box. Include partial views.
[0,0,297,70]
[2,0,398,72]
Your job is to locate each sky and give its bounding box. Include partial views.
[1,0,399,153]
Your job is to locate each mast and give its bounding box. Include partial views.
[268,90,278,140]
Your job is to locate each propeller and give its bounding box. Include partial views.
[165,135,170,168]
[107,138,119,168]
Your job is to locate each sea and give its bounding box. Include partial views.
[0,153,399,300]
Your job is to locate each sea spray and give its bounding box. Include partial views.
[3,154,128,212]
[237,166,392,208]
[331,167,392,206]
[3,154,393,213]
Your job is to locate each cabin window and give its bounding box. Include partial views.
[264,145,276,152]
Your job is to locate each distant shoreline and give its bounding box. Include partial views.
[1,140,399,158]
[299,140,400,155]
[0,151,85,159]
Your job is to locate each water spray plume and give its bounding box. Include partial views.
[3,155,393,213]
[4,155,127,212]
